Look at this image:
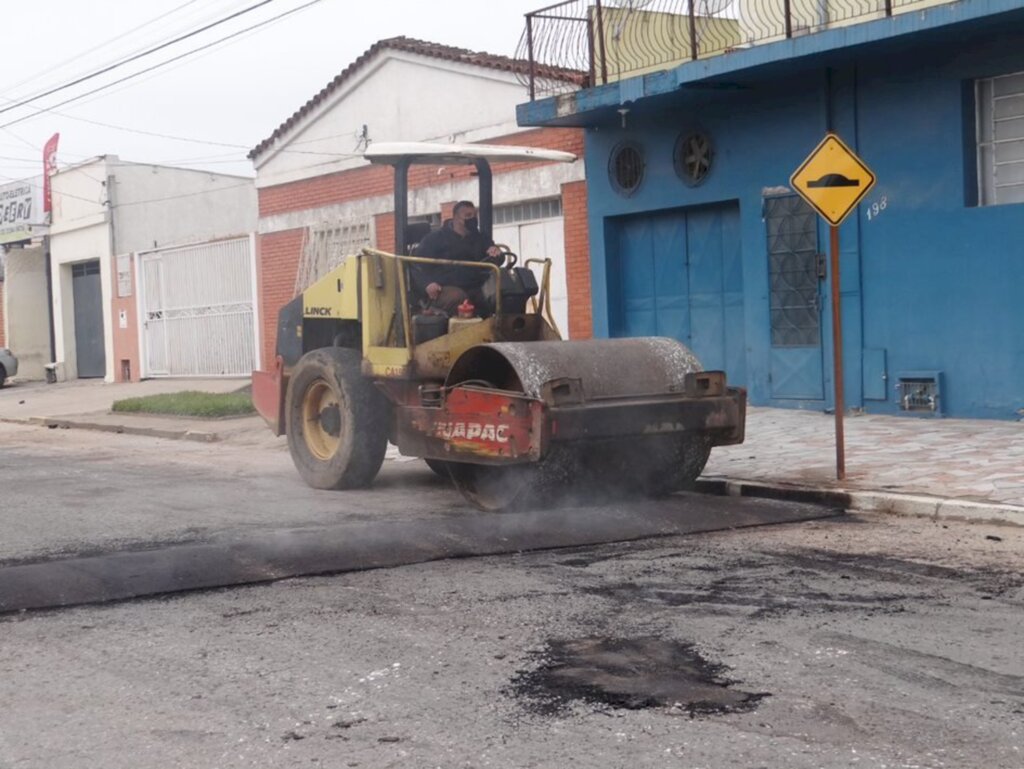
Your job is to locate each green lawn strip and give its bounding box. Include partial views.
[111,390,255,418]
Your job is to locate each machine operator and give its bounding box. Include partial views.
[413,200,504,317]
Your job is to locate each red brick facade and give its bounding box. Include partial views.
[255,127,590,366]
[257,228,305,368]
[561,180,592,340]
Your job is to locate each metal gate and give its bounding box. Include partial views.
[764,194,824,401]
[138,237,257,377]
[72,260,106,378]
[610,203,747,386]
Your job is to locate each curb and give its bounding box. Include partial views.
[696,477,1024,527]
[1,416,220,443]
[4,414,1021,526]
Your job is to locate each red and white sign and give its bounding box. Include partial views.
[42,132,59,214]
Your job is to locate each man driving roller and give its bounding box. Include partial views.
[413,200,504,317]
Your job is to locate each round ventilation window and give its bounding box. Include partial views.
[609,142,645,196]
[674,132,713,186]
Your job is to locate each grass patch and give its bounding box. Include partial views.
[112,390,255,418]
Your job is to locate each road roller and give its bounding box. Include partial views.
[252,142,746,510]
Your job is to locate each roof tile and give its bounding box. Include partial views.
[248,36,585,160]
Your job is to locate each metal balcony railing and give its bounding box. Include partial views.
[516,0,952,99]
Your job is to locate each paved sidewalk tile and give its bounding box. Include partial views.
[706,407,1024,507]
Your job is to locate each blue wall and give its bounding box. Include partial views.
[583,35,1024,420]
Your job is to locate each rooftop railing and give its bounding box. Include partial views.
[516,0,951,99]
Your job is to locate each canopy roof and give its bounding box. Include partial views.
[363,142,576,166]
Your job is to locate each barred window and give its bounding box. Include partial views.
[493,198,562,225]
[977,71,1024,206]
[294,219,372,293]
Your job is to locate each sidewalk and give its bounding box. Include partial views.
[2,377,1021,525]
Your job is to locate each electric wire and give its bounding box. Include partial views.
[0,0,206,99]
[0,0,278,118]
[0,0,324,133]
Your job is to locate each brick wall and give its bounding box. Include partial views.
[374,212,395,253]
[561,180,592,340]
[258,127,586,219]
[258,228,304,367]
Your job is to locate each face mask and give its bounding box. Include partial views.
[463,217,478,231]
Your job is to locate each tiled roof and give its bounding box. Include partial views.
[248,36,586,160]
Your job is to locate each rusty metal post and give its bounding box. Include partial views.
[829,224,846,480]
[586,15,596,88]
[784,0,793,38]
[688,0,698,60]
[526,14,537,101]
[884,0,893,16]
[595,0,608,85]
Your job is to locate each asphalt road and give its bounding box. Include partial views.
[1,421,1022,768]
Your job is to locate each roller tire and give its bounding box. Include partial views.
[641,434,712,497]
[285,347,388,490]
[0,364,6,388]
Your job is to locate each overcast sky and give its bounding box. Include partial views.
[0,0,548,183]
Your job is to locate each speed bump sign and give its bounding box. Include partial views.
[791,133,876,226]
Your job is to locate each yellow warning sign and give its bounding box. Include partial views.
[790,133,876,226]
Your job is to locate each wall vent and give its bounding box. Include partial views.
[896,371,942,415]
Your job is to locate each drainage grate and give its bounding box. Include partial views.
[896,372,942,414]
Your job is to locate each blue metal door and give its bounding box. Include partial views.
[763,194,824,401]
[612,203,746,385]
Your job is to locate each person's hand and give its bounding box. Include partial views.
[426,282,442,300]
[484,246,505,266]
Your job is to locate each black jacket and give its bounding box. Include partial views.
[413,221,495,290]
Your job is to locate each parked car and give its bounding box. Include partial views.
[0,347,17,387]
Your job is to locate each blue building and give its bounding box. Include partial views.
[517,0,1024,420]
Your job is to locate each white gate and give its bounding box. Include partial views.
[138,237,257,377]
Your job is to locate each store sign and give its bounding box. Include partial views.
[0,178,43,246]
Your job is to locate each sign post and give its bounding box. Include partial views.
[790,133,876,480]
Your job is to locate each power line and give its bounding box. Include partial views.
[0,0,278,118]
[0,0,206,99]
[0,0,324,133]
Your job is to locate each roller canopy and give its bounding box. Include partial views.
[364,142,576,166]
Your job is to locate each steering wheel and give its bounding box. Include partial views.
[494,244,517,268]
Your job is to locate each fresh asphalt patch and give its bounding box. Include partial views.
[0,493,840,614]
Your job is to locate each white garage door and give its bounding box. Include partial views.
[493,200,569,338]
[138,237,257,377]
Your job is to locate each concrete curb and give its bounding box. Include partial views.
[0,416,220,443]
[697,477,1024,527]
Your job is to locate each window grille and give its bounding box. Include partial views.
[977,71,1024,206]
[493,198,562,225]
[409,213,441,228]
[897,372,942,415]
[764,195,820,347]
[295,219,371,293]
[609,143,645,196]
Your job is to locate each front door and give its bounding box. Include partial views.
[763,194,825,401]
[72,260,106,379]
[611,203,746,385]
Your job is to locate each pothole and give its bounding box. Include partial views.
[507,636,768,716]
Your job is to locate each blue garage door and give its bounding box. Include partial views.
[612,203,746,385]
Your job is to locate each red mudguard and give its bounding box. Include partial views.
[252,355,286,436]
